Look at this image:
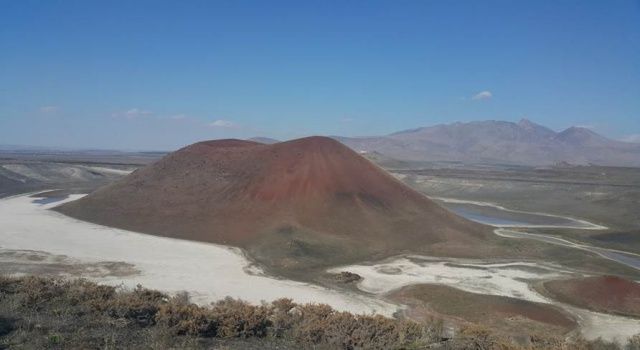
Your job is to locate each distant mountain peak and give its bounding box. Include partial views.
[558,126,598,137]
[388,126,425,136]
[563,126,591,132]
[555,126,608,145]
[517,118,551,131]
[518,118,535,128]
[336,119,640,167]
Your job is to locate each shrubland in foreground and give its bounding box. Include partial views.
[0,276,638,349]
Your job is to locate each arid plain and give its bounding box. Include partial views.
[1,142,640,345]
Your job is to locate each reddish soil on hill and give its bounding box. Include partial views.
[542,276,640,317]
[56,136,492,273]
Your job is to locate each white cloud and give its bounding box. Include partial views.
[39,106,59,113]
[209,119,236,128]
[621,134,640,143]
[112,108,153,119]
[471,91,493,101]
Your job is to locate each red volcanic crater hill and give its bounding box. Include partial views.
[543,275,640,317]
[56,136,492,272]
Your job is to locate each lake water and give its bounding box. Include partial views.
[32,196,68,205]
[448,206,530,226]
[495,229,640,271]
[438,199,602,229]
[437,198,640,271]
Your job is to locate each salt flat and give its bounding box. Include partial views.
[331,256,640,342]
[329,256,570,303]
[85,166,134,175]
[0,193,396,316]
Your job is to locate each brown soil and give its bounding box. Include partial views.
[56,136,496,274]
[389,284,577,339]
[541,275,640,317]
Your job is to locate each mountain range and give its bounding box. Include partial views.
[333,119,640,167]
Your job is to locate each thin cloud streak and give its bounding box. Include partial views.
[209,119,236,128]
[471,91,493,101]
[112,108,154,119]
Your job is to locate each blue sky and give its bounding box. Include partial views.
[1,0,639,150]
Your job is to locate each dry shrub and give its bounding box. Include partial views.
[209,297,271,338]
[8,277,116,315]
[106,284,167,326]
[156,301,217,336]
[455,324,516,350]
[324,313,421,349]
[62,279,116,310]
[626,335,640,350]
[13,276,68,307]
[561,336,624,350]
[0,275,22,294]
[528,333,566,350]
[292,303,335,344]
[269,298,300,337]
[587,338,623,350]
[3,276,639,350]
[292,303,434,349]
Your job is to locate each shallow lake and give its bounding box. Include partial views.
[496,229,640,270]
[437,199,601,229]
[32,196,68,205]
[437,197,640,270]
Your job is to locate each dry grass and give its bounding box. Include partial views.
[0,276,638,349]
